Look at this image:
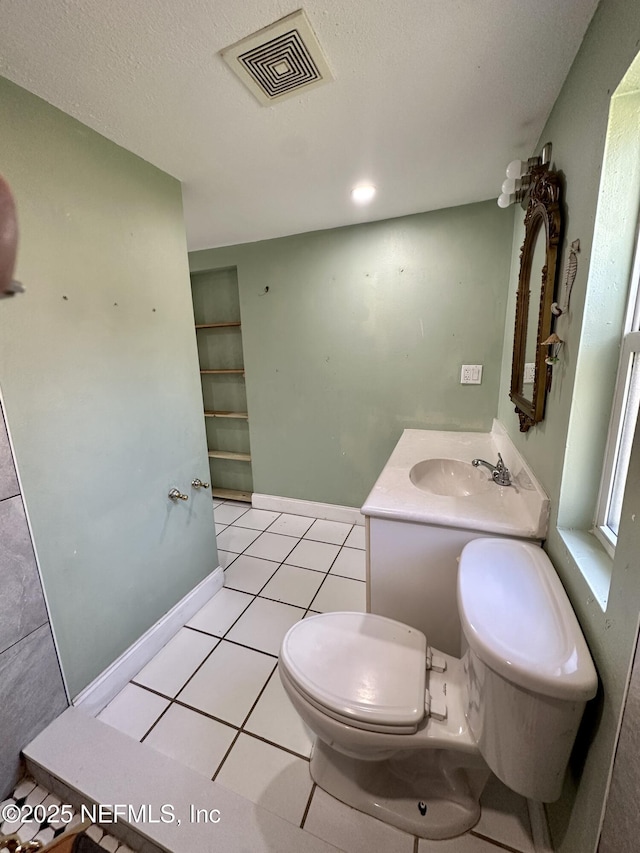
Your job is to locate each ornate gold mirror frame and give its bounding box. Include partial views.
[510,165,563,432]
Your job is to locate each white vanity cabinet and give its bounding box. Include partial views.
[366,517,494,657]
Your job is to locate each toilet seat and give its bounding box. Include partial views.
[280,612,428,734]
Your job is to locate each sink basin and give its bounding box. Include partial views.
[409,458,492,497]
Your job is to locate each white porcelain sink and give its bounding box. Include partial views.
[409,458,492,497]
[362,426,550,539]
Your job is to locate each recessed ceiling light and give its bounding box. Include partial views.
[351,184,376,204]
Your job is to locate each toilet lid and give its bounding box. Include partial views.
[280,612,427,728]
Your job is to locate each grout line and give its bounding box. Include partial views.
[210,729,242,783]
[164,607,255,700]
[299,783,316,830]
[219,552,240,570]
[263,527,314,539]
[161,697,240,731]
[470,830,531,853]
[302,535,351,548]
[279,561,334,575]
[214,508,251,526]
[222,556,365,594]
[191,633,279,664]
[135,664,312,776]
[138,696,175,743]
[129,638,313,763]
[222,531,298,564]
[339,543,366,554]
[139,679,311,764]
[248,533,300,564]
[132,681,244,738]
[308,577,329,611]
[221,519,348,576]
[183,624,225,640]
[0,619,51,657]
[255,591,328,609]
[412,837,419,853]
[183,623,291,659]
[240,729,311,763]
[263,518,316,537]
[232,515,354,547]
[238,661,279,729]
[302,518,353,543]
[218,593,258,639]
[227,507,283,533]
[213,636,282,659]
[324,571,367,582]
[130,680,174,702]
[307,545,344,610]
[245,558,286,599]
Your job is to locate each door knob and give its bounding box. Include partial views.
[168,488,188,501]
[192,478,210,489]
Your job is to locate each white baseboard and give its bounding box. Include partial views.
[73,566,224,715]
[252,494,365,526]
[527,799,553,852]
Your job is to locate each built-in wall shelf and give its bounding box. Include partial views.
[208,450,251,462]
[195,322,241,329]
[211,487,252,503]
[204,410,249,419]
[192,265,253,501]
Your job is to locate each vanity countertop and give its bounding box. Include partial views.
[361,425,549,539]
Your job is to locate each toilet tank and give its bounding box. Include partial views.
[457,538,598,802]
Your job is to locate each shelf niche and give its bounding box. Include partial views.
[191,265,252,503]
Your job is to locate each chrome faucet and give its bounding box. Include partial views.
[472,453,512,487]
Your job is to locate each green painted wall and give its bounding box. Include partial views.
[191,202,513,507]
[497,2,640,850]
[0,77,217,697]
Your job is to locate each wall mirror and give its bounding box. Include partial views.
[510,164,563,432]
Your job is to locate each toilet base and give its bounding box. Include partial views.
[310,739,490,840]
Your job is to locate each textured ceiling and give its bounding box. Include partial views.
[0,0,599,250]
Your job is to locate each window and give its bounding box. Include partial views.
[595,226,640,555]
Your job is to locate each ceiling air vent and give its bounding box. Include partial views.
[221,9,333,106]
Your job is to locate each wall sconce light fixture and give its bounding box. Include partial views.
[497,143,553,208]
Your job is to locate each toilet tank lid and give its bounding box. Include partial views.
[458,539,598,701]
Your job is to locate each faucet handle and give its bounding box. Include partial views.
[493,454,512,486]
[168,488,188,501]
[191,478,210,489]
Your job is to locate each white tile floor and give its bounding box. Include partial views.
[97,500,536,853]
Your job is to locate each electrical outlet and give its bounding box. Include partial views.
[523,362,536,384]
[461,364,483,384]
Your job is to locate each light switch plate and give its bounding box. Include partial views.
[523,362,536,384]
[461,364,482,384]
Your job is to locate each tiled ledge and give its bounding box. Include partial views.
[24,707,341,853]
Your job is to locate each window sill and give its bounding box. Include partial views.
[557,527,613,612]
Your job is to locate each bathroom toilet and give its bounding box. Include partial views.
[279,538,598,839]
